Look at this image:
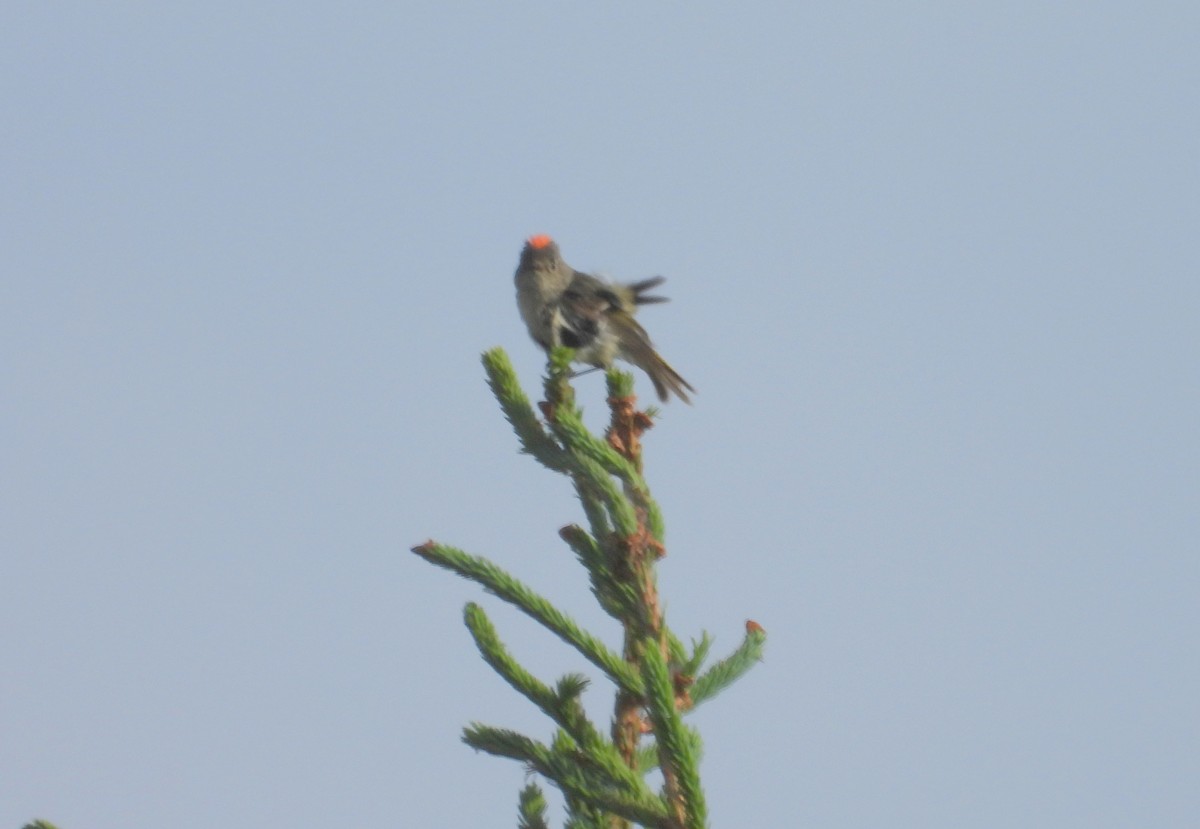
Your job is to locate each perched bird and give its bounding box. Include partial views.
[514,234,694,403]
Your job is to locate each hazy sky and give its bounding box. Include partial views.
[3,4,1197,827]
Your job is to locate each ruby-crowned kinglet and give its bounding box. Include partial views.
[514,235,694,403]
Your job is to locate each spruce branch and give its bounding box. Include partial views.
[518,783,550,829]
[496,346,642,538]
[463,726,672,827]
[690,622,768,708]
[641,643,707,829]
[463,601,570,721]
[565,453,640,537]
[412,541,642,695]
[550,404,643,486]
[483,347,568,471]
[558,524,638,620]
[572,476,613,540]
[414,347,766,828]
[462,602,654,799]
[678,632,714,683]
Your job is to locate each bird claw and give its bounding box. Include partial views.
[567,366,602,380]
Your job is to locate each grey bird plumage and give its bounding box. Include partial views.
[514,235,694,403]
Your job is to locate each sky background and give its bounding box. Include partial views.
[3,3,1197,827]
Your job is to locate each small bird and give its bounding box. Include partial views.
[514,235,694,403]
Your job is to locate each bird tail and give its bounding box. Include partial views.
[627,276,670,306]
[608,312,695,404]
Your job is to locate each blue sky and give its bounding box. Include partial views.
[3,3,1197,827]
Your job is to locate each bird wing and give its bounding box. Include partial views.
[557,272,617,349]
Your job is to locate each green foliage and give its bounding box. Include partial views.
[413,348,766,828]
[641,644,707,829]
[412,542,642,695]
[518,783,551,829]
[690,625,767,709]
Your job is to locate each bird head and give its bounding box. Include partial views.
[519,234,563,270]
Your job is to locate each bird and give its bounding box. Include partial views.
[514,235,694,403]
